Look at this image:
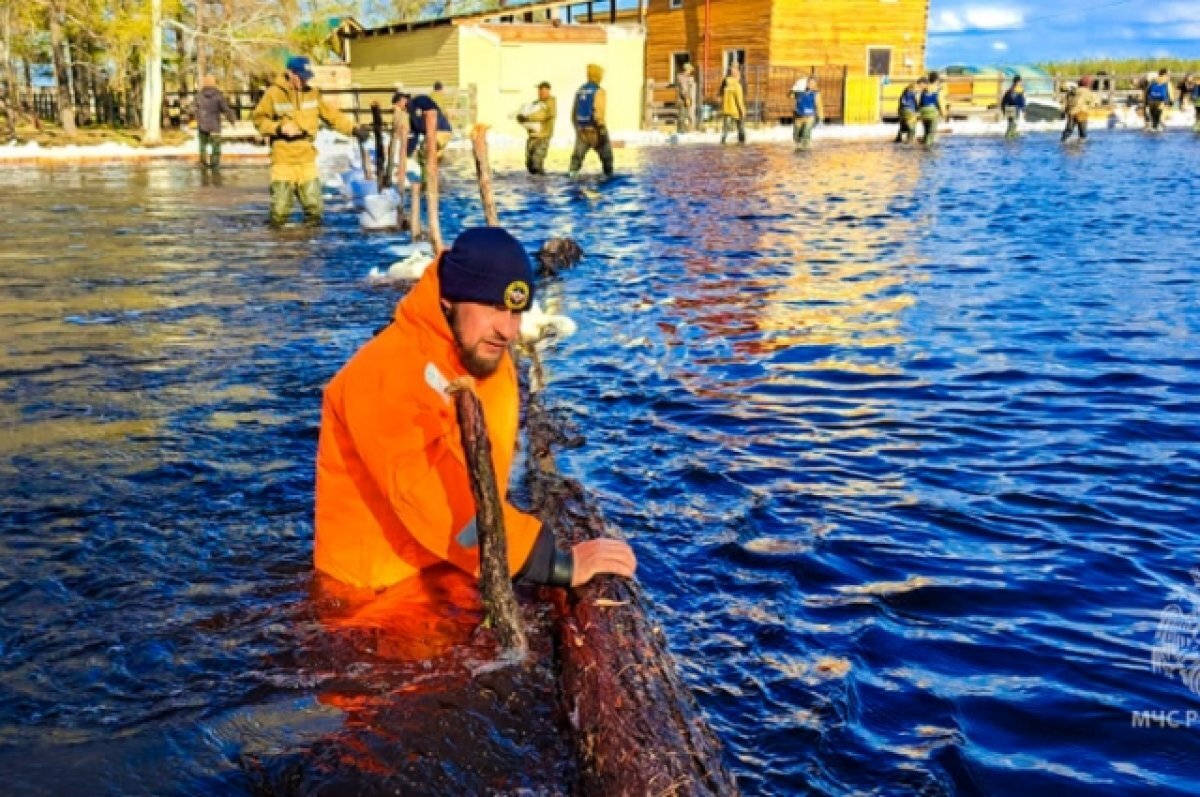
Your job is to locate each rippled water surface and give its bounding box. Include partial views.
[2,133,1199,796]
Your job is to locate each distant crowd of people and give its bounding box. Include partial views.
[192,55,1200,225]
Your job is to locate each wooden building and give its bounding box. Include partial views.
[645,0,929,121]
[345,4,645,138]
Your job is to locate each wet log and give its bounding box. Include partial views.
[465,121,733,794]
[449,379,528,657]
[424,110,443,252]
[370,102,387,190]
[524,388,739,796]
[396,106,415,230]
[471,124,500,227]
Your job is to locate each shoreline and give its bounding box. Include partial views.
[1,109,1194,168]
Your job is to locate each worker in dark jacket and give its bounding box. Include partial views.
[1000,75,1027,140]
[196,75,236,169]
[393,91,453,187]
[569,64,613,177]
[895,78,923,144]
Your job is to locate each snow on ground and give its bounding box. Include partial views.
[2,105,1195,166]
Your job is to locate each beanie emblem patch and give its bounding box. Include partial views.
[504,280,531,311]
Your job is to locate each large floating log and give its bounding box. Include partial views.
[464,126,735,795]
[524,390,740,797]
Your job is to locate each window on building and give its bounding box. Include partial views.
[670,52,691,85]
[723,49,746,73]
[868,47,892,76]
[669,0,684,9]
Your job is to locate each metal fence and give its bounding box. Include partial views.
[4,84,477,133]
[646,63,848,128]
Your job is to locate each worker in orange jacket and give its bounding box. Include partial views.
[315,227,636,610]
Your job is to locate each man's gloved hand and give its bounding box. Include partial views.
[354,125,371,143]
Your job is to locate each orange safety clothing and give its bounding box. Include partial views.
[314,259,542,592]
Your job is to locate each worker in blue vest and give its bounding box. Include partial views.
[1000,75,1027,140]
[790,77,823,150]
[1145,69,1173,132]
[919,71,946,148]
[894,77,923,144]
[569,64,613,178]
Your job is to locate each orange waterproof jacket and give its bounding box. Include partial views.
[314,261,542,591]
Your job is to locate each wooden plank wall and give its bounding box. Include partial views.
[348,26,461,90]
[769,0,929,77]
[644,0,774,92]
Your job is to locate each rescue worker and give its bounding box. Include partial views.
[719,64,746,145]
[919,71,946,149]
[569,64,613,178]
[314,226,637,604]
[676,62,697,134]
[1000,74,1026,140]
[1061,77,1095,142]
[252,55,366,227]
[430,80,450,117]
[895,77,923,144]
[195,74,236,169]
[1178,73,1195,110]
[1145,68,1173,132]
[1192,79,1200,132]
[393,91,453,187]
[516,81,556,175]
[791,77,822,150]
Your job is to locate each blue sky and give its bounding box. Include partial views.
[927,0,1200,65]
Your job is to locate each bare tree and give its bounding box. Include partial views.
[141,0,162,143]
[47,0,75,134]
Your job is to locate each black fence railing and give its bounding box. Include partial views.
[7,85,478,133]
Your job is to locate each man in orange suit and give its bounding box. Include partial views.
[314,227,636,612]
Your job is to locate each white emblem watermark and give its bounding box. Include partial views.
[1134,570,1200,728]
[1151,570,1200,695]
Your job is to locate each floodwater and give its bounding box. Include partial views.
[1,131,1199,796]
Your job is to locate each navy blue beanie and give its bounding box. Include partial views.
[439,227,535,312]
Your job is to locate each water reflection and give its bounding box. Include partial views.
[3,134,1200,796]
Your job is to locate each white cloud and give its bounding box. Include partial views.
[1142,3,1199,25]
[992,41,1009,51]
[930,5,1025,34]
[931,11,966,33]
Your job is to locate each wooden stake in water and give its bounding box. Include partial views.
[471,124,499,227]
[448,379,527,657]
[370,102,386,190]
[424,110,443,252]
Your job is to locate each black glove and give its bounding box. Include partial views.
[354,125,371,143]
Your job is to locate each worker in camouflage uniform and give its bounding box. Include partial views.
[252,55,366,226]
[517,81,556,175]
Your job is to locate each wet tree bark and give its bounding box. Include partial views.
[471,124,499,227]
[370,102,386,190]
[524,389,740,796]
[424,110,443,252]
[389,107,412,232]
[48,3,75,136]
[450,380,528,657]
